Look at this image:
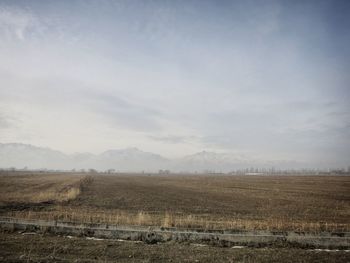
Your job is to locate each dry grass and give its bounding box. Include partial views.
[7,208,349,232]
[0,173,90,204]
[32,186,81,202]
[1,173,349,232]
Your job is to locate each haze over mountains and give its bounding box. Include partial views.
[0,143,314,172]
[1,1,349,174]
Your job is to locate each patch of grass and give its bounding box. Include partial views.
[0,173,91,204]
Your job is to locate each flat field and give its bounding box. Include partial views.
[1,172,349,232]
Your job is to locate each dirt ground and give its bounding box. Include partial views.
[1,172,350,262]
[1,173,350,232]
[73,174,350,222]
[1,231,349,263]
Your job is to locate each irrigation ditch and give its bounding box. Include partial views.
[0,217,349,249]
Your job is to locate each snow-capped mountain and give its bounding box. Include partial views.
[94,148,170,171]
[0,143,306,172]
[0,143,71,170]
[0,143,169,172]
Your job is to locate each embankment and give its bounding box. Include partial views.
[1,217,349,249]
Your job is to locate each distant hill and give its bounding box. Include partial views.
[0,143,70,170]
[0,143,307,172]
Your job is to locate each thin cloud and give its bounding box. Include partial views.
[0,6,36,41]
[0,113,16,129]
[148,135,197,144]
[0,0,349,167]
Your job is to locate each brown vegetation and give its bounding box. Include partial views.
[0,173,91,204]
[1,173,349,232]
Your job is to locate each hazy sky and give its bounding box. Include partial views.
[0,0,349,167]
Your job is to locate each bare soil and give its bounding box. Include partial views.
[1,173,349,232]
[1,172,350,262]
[1,231,349,263]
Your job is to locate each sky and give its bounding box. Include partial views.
[0,0,349,168]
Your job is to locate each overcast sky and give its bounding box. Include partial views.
[0,0,349,167]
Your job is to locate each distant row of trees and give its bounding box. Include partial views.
[1,166,350,175]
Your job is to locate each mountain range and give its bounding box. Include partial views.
[0,143,305,172]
